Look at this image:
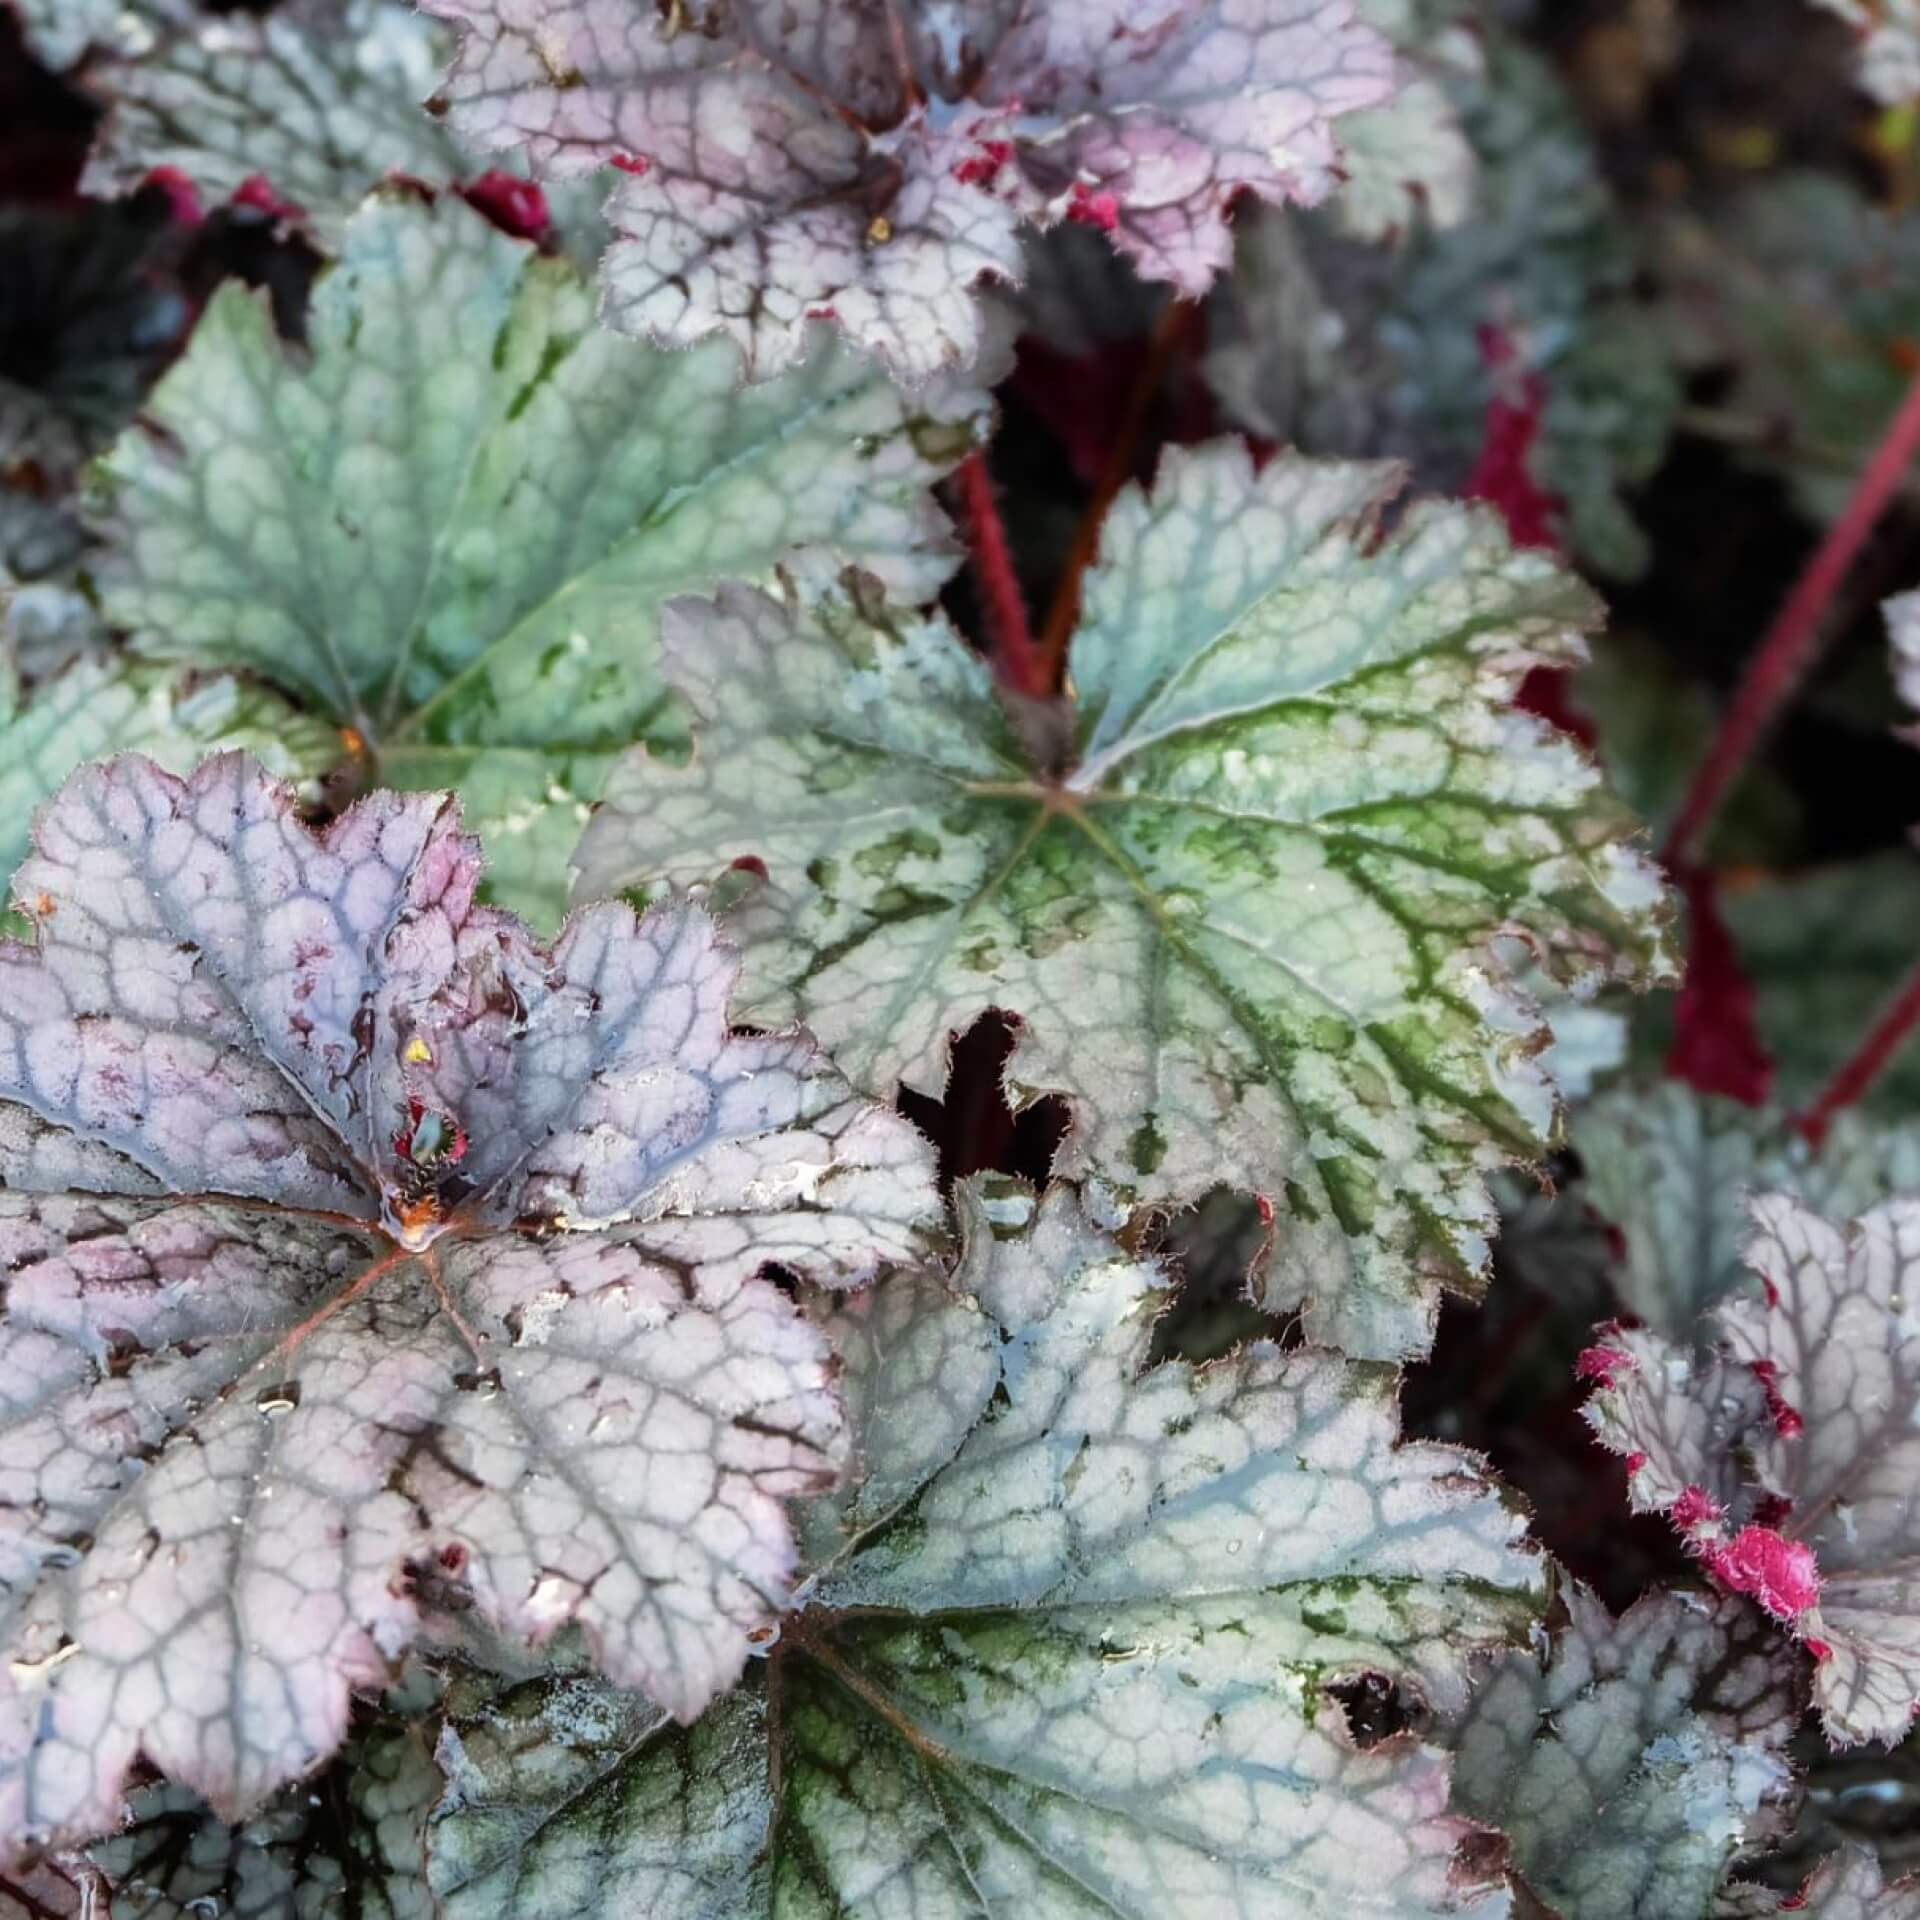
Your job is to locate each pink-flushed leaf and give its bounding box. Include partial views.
[1724,1845,1920,1918]
[0,752,941,1860]
[1583,1192,1920,1747]
[417,0,1397,381]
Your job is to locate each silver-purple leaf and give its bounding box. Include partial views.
[1446,1583,1798,1919]
[423,1178,1546,1918]
[1583,1193,1920,1748]
[417,0,1398,381]
[0,752,941,1860]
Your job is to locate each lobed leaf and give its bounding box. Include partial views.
[1578,1083,1920,1340]
[1584,1194,1920,1747]
[577,444,1674,1359]
[87,1707,440,1917]
[1446,1583,1799,1919]
[77,2,472,247]
[0,751,941,1858]
[1206,24,1679,578]
[416,0,1397,381]
[88,188,994,927]
[0,658,339,936]
[1724,1846,1920,1918]
[423,1178,1545,1918]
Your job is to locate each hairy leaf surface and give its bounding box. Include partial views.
[0,751,940,1858]
[1579,1083,1920,1339]
[416,0,1396,381]
[424,1179,1544,1918]
[1447,1584,1797,1919]
[1724,1846,1920,1918]
[1584,1195,1920,1746]
[577,446,1672,1359]
[88,189,991,927]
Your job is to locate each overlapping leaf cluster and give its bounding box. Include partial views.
[1,1,1916,1914]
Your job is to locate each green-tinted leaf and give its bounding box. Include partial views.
[1575,634,1804,867]
[1207,27,1679,578]
[577,447,1673,1359]
[1719,856,1920,1120]
[78,3,469,246]
[90,1708,439,1917]
[89,189,993,926]
[0,659,338,936]
[1579,1083,1920,1340]
[424,1179,1545,1918]
[1328,0,1482,240]
[1447,1584,1798,1920]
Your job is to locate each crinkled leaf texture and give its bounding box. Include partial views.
[86,1702,440,1918]
[423,1178,1544,1918]
[1724,1846,1920,1918]
[1446,1583,1798,1919]
[1584,1195,1920,1748]
[88,188,992,928]
[0,659,338,936]
[1207,25,1678,578]
[76,2,474,248]
[416,0,1397,382]
[576,445,1673,1360]
[1579,1082,1920,1340]
[1329,0,1482,240]
[0,751,941,1860]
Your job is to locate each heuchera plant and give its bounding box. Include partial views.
[7,0,1920,1914]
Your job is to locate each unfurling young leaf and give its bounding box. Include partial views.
[1583,1194,1920,1748]
[575,445,1674,1359]
[0,751,941,1859]
[1446,1583,1799,1920]
[423,1178,1545,1919]
[88,188,995,927]
[415,0,1399,382]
